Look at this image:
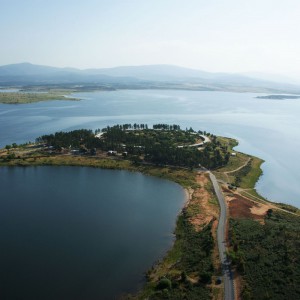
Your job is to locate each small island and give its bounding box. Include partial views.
[1,124,299,300]
[256,94,300,100]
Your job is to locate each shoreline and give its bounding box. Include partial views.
[183,187,193,207]
[1,139,298,212]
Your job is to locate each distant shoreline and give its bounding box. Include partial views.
[256,94,300,100]
[0,91,80,104]
[2,88,300,105]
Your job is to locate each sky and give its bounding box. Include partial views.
[1,0,300,78]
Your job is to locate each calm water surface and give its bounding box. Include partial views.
[0,166,185,300]
[0,89,299,206]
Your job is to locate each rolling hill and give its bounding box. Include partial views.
[1,62,300,93]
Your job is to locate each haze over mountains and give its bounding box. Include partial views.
[0,62,300,93]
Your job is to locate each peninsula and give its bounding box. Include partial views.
[1,124,299,300]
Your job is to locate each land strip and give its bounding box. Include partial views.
[0,91,79,104]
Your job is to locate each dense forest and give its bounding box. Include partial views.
[37,124,230,169]
[228,211,300,300]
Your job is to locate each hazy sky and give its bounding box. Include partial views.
[1,0,300,77]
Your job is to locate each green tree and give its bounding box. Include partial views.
[156,278,172,290]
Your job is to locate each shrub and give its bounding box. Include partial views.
[156,278,172,290]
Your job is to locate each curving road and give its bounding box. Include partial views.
[178,134,211,148]
[209,172,235,300]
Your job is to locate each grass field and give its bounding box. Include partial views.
[238,157,263,189]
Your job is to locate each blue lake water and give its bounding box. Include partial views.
[0,89,299,206]
[0,166,185,300]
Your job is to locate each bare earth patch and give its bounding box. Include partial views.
[223,186,272,222]
[188,172,219,231]
[250,204,269,216]
[188,172,223,300]
[228,195,266,220]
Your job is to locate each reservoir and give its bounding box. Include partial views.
[0,89,299,206]
[0,166,185,300]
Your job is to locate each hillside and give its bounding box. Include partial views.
[1,63,300,93]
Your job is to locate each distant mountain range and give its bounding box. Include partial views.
[0,62,300,93]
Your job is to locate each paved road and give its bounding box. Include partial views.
[178,134,211,148]
[209,172,235,300]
